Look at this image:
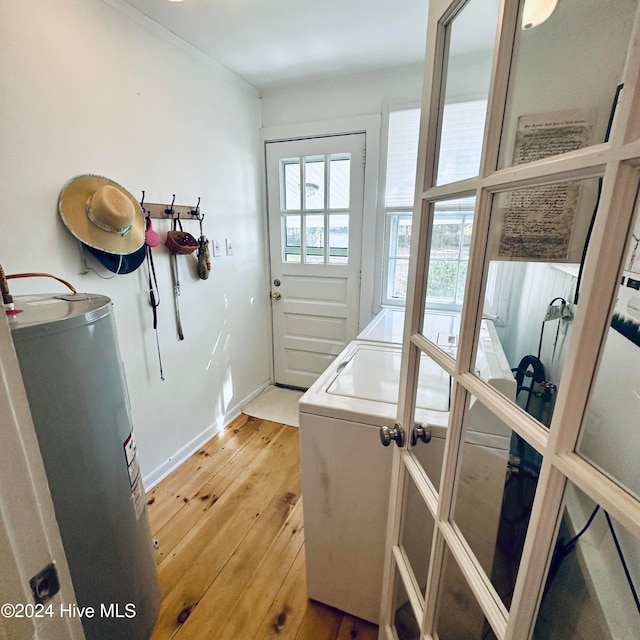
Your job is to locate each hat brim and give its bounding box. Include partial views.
[59,175,145,254]
[84,243,146,274]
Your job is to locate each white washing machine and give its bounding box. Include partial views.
[298,314,515,624]
[357,306,460,349]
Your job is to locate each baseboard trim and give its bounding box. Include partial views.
[142,381,271,490]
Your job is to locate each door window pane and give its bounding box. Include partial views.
[329,155,350,209]
[304,157,325,210]
[434,0,499,185]
[578,199,640,499]
[328,214,349,264]
[423,199,476,319]
[412,355,451,491]
[393,567,421,640]
[497,0,636,170]
[304,214,324,264]
[435,547,498,639]
[475,177,601,427]
[401,469,436,600]
[283,214,301,263]
[534,482,640,638]
[451,392,538,611]
[283,160,301,211]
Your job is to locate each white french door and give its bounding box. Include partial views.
[266,134,365,389]
[380,1,640,639]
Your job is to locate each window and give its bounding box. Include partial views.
[280,153,351,265]
[382,101,487,307]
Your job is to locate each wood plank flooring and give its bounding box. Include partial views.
[145,413,378,640]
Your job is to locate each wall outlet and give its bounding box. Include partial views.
[226,238,233,255]
[212,240,221,257]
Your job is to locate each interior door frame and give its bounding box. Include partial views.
[261,115,382,382]
[0,315,85,640]
[380,0,640,638]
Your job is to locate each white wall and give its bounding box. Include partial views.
[0,0,270,484]
[261,64,424,128]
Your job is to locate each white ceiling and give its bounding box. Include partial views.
[116,0,431,89]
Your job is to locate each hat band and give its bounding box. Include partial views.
[86,202,132,236]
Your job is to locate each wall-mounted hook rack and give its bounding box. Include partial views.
[140,193,204,221]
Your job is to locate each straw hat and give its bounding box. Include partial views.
[58,175,145,254]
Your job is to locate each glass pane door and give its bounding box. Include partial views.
[379,1,640,640]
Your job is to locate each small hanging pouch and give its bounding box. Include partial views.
[197,235,211,280]
[145,215,161,248]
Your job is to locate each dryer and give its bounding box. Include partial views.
[298,313,515,624]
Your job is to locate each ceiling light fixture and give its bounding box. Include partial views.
[522,0,559,30]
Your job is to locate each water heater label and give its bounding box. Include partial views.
[123,432,144,520]
[131,477,145,520]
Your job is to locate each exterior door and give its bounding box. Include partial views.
[266,134,365,389]
[380,1,640,639]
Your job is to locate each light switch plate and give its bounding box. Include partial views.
[212,240,221,257]
[226,238,233,255]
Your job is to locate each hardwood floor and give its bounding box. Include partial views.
[145,413,379,640]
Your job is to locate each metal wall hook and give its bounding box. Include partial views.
[165,194,176,217]
[189,197,202,220]
[140,190,146,213]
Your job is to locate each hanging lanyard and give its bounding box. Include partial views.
[145,231,165,380]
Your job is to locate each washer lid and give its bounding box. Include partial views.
[327,343,451,412]
[357,307,460,349]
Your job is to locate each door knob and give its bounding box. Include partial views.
[272,292,282,301]
[411,423,432,446]
[380,423,405,448]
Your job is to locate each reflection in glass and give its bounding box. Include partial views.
[400,469,436,599]
[422,311,460,354]
[451,392,538,610]
[435,547,497,639]
[425,198,476,312]
[434,0,498,185]
[400,471,435,596]
[579,203,640,500]
[535,482,640,638]
[476,178,600,426]
[412,355,451,491]
[304,214,324,264]
[328,214,349,264]
[283,160,301,211]
[498,0,636,170]
[283,214,301,263]
[393,567,421,640]
[304,157,324,209]
[329,156,350,209]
